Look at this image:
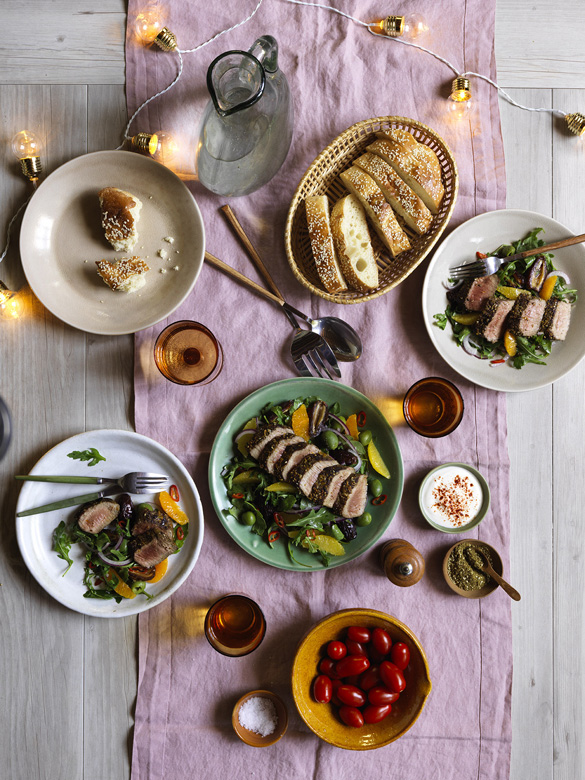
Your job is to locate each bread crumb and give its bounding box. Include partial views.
[163,236,175,244]
[175,250,180,254]
[173,265,180,271]
[160,268,167,274]
[157,248,168,259]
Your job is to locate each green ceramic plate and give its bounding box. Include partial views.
[208,378,404,571]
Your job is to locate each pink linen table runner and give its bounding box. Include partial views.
[127,1,510,778]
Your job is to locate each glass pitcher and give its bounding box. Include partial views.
[196,35,293,197]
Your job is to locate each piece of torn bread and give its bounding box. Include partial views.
[96,257,149,293]
[98,187,142,252]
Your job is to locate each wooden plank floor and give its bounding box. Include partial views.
[0,2,583,778]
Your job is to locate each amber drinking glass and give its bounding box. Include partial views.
[403,377,464,438]
[154,320,223,386]
[204,594,266,657]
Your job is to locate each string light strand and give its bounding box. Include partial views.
[0,196,32,264]
[177,0,266,54]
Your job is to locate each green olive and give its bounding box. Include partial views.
[330,523,345,541]
[359,429,373,446]
[369,478,383,497]
[356,512,372,527]
[241,511,256,526]
[322,430,339,450]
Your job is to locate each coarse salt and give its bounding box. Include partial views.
[238,696,278,737]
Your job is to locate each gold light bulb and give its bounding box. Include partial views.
[0,282,24,321]
[374,13,429,39]
[565,113,585,136]
[447,98,472,120]
[450,76,472,103]
[402,13,429,39]
[134,2,177,50]
[11,130,43,182]
[131,131,178,167]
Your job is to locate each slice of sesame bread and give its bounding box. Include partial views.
[353,152,433,235]
[96,257,150,293]
[339,167,411,257]
[98,187,142,252]
[305,195,348,294]
[330,195,378,292]
[367,135,444,214]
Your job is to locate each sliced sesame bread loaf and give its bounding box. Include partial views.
[98,187,142,252]
[339,166,410,257]
[353,151,432,235]
[330,194,378,292]
[305,195,348,294]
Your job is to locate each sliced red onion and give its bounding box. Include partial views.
[285,504,323,514]
[113,534,123,551]
[235,427,257,443]
[461,334,490,360]
[322,427,362,470]
[545,270,571,285]
[97,550,132,567]
[327,413,350,437]
[442,278,464,291]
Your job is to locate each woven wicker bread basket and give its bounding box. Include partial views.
[284,116,459,304]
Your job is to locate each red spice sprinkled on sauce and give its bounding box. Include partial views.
[431,473,479,527]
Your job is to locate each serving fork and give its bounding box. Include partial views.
[448,232,585,280]
[204,251,341,380]
[15,472,170,517]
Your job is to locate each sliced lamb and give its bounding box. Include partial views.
[247,425,290,460]
[131,504,174,540]
[260,433,304,473]
[507,294,546,338]
[279,443,321,481]
[473,298,515,343]
[333,473,368,518]
[130,529,177,568]
[447,274,499,311]
[311,465,355,507]
[76,498,120,534]
[542,298,571,341]
[272,440,312,480]
[294,455,337,496]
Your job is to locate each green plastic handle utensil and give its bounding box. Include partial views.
[16,485,118,517]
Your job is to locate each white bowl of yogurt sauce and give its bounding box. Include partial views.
[418,463,490,533]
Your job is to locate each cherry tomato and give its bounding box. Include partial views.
[339,705,364,728]
[347,626,371,644]
[331,678,343,706]
[336,684,367,708]
[319,657,339,678]
[371,627,392,657]
[346,639,367,656]
[380,661,406,694]
[359,666,381,691]
[312,675,332,703]
[363,704,392,724]
[390,642,411,670]
[368,685,400,706]
[327,640,347,661]
[335,654,370,678]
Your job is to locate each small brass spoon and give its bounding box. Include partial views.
[466,547,521,601]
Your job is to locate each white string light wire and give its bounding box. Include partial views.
[0,196,31,265]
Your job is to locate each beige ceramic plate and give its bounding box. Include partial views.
[20,151,205,335]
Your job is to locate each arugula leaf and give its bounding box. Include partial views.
[67,447,106,467]
[53,521,74,575]
[433,312,448,330]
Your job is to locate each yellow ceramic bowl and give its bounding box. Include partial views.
[291,608,431,750]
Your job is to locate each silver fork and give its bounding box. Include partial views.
[290,325,341,380]
[449,232,585,280]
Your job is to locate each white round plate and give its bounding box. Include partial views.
[16,429,204,618]
[422,209,585,392]
[20,151,205,335]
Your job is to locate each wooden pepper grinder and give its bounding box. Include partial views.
[380,539,425,587]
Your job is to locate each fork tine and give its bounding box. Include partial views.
[304,351,323,377]
[310,349,336,380]
[449,262,486,276]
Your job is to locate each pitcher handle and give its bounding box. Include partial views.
[248,35,279,73]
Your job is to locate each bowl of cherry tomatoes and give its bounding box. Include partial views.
[291,608,431,750]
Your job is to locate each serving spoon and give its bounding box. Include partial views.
[466,547,521,601]
[220,205,363,362]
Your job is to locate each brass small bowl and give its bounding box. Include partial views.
[232,690,288,747]
[443,539,503,599]
[291,608,431,750]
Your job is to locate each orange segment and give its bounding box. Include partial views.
[159,490,189,525]
[302,534,345,556]
[346,414,359,439]
[539,274,557,301]
[367,441,390,478]
[504,330,517,357]
[150,558,168,583]
[292,404,310,440]
[496,285,525,300]
[104,568,136,599]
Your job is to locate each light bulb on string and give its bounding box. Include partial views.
[565,113,585,137]
[373,13,429,40]
[11,130,43,184]
[130,131,178,167]
[0,282,24,321]
[135,1,177,51]
[447,98,472,121]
